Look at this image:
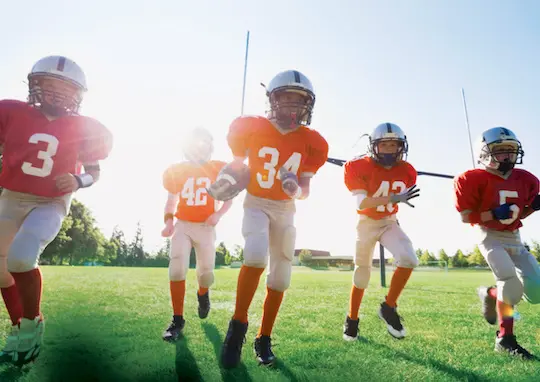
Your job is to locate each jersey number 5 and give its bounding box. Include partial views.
[499,190,520,225]
[257,147,302,189]
[182,177,211,206]
[373,180,407,212]
[21,133,59,178]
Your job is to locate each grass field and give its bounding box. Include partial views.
[0,266,539,382]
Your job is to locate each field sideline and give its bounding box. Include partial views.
[0,266,539,382]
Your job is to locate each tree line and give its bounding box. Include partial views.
[11,196,539,269]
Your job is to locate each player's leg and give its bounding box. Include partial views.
[221,207,269,369]
[254,210,295,366]
[344,218,379,341]
[8,203,65,365]
[192,224,217,319]
[0,196,27,360]
[477,232,533,359]
[163,220,192,342]
[378,221,418,339]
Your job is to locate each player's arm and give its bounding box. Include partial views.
[290,132,330,200]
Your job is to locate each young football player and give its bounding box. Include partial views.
[0,56,113,365]
[454,127,540,360]
[207,70,329,368]
[161,127,233,341]
[343,123,420,341]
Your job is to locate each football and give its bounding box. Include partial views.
[207,162,251,201]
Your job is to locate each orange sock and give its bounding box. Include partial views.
[198,287,209,296]
[348,285,365,320]
[386,267,413,307]
[232,265,265,323]
[258,287,284,337]
[170,280,186,316]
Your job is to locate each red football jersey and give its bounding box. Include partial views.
[344,156,417,219]
[163,160,226,223]
[0,100,113,197]
[454,168,539,231]
[227,116,329,201]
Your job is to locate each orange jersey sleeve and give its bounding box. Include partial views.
[227,116,258,158]
[344,156,370,192]
[300,130,329,177]
[163,161,226,223]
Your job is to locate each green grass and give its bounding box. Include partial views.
[1,266,539,381]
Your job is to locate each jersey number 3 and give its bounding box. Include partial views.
[21,133,59,178]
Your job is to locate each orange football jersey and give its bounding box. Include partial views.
[227,116,329,201]
[344,156,417,219]
[163,160,226,222]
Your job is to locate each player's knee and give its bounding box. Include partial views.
[395,252,418,269]
[281,226,296,261]
[169,259,188,282]
[522,277,540,304]
[7,257,37,273]
[197,270,214,288]
[243,234,269,267]
[497,277,524,306]
[267,274,291,292]
[353,266,371,289]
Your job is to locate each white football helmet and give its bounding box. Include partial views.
[368,122,408,166]
[263,70,315,129]
[476,127,523,173]
[182,127,214,163]
[27,55,87,116]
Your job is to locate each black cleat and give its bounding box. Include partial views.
[343,316,359,341]
[162,315,185,342]
[379,300,406,339]
[495,331,537,360]
[254,335,276,366]
[197,291,211,319]
[477,286,497,325]
[221,319,248,369]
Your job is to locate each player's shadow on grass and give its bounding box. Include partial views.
[360,337,490,382]
[202,322,253,382]
[0,361,31,382]
[174,335,204,382]
[273,359,302,382]
[405,286,472,296]
[37,333,128,382]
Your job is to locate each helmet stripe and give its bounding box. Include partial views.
[386,123,392,133]
[56,57,66,72]
[293,70,301,83]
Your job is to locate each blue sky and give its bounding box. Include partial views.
[2,1,540,258]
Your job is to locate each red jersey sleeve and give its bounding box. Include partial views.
[405,162,417,188]
[524,170,540,205]
[0,100,25,145]
[163,163,185,194]
[227,117,255,158]
[78,117,113,163]
[344,157,369,192]
[453,170,482,212]
[300,131,329,177]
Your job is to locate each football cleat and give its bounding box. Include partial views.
[221,319,248,369]
[162,315,185,342]
[254,335,276,366]
[495,331,536,360]
[343,316,359,341]
[13,316,44,366]
[379,301,406,339]
[0,324,19,362]
[197,291,210,319]
[477,286,497,325]
[207,162,250,201]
